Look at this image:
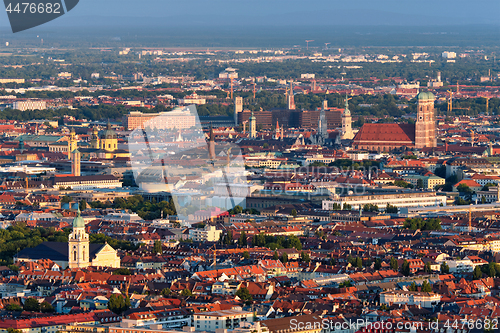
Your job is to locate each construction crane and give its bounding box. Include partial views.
[125,278,131,297]
[210,244,217,267]
[447,90,453,117]
[468,207,472,233]
[305,40,314,51]
[230,78,234,100]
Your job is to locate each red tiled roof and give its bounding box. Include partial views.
[353,123,415,143]
[453,179,481,188]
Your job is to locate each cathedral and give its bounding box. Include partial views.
[72,122,130,160]
[352,92,437,152]
[15,210,121,269]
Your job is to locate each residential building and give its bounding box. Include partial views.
[189,225,222,242]
[193,309,253,331]
[380,291,441,308]
[322,191,446,211]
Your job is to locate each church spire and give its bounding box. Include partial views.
[318,101,327,140]
[344,94,351,116]
[341,94,354,140]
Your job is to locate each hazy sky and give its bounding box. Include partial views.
[1,0,499,28]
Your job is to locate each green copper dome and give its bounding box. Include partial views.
[100,122,117,139]
[417,92,435,100]
[73,209,85,229]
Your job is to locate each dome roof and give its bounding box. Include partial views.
[417,91,435,100]
[100,122,117,139]
[73,209,85,229]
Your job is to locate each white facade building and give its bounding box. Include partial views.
[189,225,222,242]
[380,291,441,308]
[194,310,253,332]
[322,191,447,211]
[13,100,47,111]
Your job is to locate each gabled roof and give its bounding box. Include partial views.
[353,123,415,143]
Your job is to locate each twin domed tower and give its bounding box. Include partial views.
[90,122,118,151]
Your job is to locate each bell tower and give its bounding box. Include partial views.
[415,92,437,149]
[90,127,100,149]
[68,128,77,159]
[341,95,354,140]
[68,209,89,269]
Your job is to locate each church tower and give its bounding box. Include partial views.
[68,209,89,269]
[287,82,296,110]
[249,111,256,139]
[68,128,77,159]
[341,95,354,140]
[90,127,100,149]
[415,92,437,149]
[318,102,328,140]
[71,149,81,177]
[234,96,243,126]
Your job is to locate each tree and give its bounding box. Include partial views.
[23,298,40,312]
[79,199,87,211]
[231,205,243,214]
[40,301,54,313]
[181,289,192,297]
[403,218,441,231]
[60,195,72,204]
[421,280,432,292]
[288,235,302,250]
[457,183,472,194]
[235,287,253,305]
[394,180,413,189]
[482,183,496,191]
[482,196,487,204]
[355,257,363,269]
[473,266,483,280]
[441,262,450,274]
[390,257,398,271]
[5,303,22,311]
[273,250,279,260]
[238,231,247,247]
[374,258,382,270]
[401,260,410,276]
[363,204,379,212]
[225,230,233,245]
[339,280,352,288]
[113,268,132,275]
[243,251,250,260]
[107,294,129,315]
[424,261,432,273]
[300,251,310,263]
[416,178,424,189]
[280,252,288,264]
[161,288,172,297]
[409,282,417,291]
[153,240,162,255]
[291,209,298,217]
[385,204,398,214]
